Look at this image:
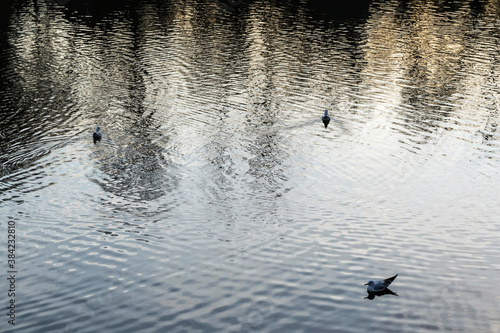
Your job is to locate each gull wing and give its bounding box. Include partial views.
[383,274,398,288]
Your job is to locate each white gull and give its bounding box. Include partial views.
[364,274,398,292]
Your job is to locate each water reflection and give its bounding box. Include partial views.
[365,288,399,300]
[360,0,500,158]
[1,0,500,332]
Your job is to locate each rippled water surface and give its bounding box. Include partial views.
[1,0,500,332]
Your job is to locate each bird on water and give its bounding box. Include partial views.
[322,109,330,128]
[93,126,102,144]
[364,274,398,292]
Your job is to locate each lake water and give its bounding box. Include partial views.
[1,0,500,332]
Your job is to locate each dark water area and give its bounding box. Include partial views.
[1,0,500,332]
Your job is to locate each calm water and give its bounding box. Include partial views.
[1,0,500,332]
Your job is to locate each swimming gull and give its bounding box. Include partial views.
[322,109,331,128]
[93,126,102,144]
[364,274,398,292]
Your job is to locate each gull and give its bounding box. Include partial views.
[93,126,102,144]
[365,274,398,292]
[322,110,330,128]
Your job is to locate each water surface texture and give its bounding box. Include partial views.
[1,0,500,332]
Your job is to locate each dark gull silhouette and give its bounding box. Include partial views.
[93,126,102,144]
[365,274,398,292]
[322,109,330,128]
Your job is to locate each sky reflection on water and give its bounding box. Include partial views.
[1,0,500,332]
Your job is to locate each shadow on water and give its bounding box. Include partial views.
[307,0,372,23]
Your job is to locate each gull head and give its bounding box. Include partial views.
[364,280,375,286]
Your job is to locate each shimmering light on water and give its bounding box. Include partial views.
[1,0,500,332]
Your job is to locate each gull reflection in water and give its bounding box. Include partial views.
[365,288,399,300]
